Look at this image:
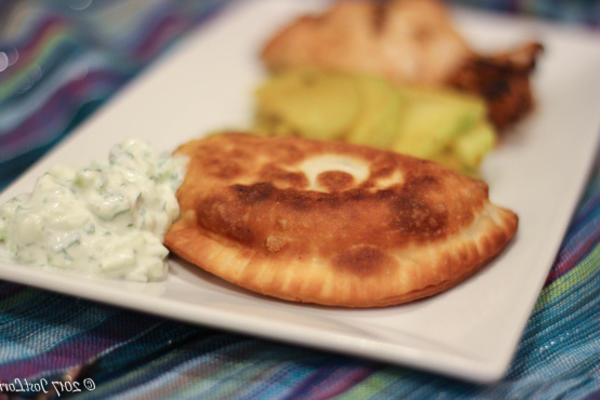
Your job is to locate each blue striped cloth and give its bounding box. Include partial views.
[451,0,600,28]
[0,0,599,398]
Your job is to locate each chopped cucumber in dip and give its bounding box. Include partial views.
[0,139,186,282]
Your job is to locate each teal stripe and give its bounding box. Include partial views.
[511,263,600,374]
[173,347,292,399]
[0,289,117,363]
[75,333,242,399]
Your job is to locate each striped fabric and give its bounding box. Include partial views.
[0,0,229,189]
[450,0,600,28]
[0,0,599,399]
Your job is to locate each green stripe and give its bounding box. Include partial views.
[534,243,600,310]
[336,367,399,399]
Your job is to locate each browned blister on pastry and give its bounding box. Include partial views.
[165,133,518,307]
[261,0,542,130]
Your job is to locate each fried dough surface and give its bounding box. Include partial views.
[165,133,517,307]
[261,0,542,129]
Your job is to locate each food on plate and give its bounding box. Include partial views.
[255,69,496,176]
[165,133,518,307]
[261,0,542,130]
[0,139,186,282]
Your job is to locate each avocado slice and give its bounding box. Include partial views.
[255,70,360,140]
[392,88,486,160]
[345,75,406,149]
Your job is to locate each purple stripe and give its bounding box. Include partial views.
[1,16,67,52]
[571,185,600,229]
[0,17,70,81]
[0,70,127,159]
[545,212,600,286]
[585,388,600,400]
[310,368,376,399]
[133,15,189,60]
[130,1,232,61]
[0,312,161,380]
[122,2,187,50]
[282,364,338,400]
[282,364,376,400]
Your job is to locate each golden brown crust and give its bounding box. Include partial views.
[165,133,518,307]
[260,0,542,130]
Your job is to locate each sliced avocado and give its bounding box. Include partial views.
[391,88,486,159]
[253,70,497,176]
[345,75,405,149]
[452,121,496,170]
[255,70,360,140]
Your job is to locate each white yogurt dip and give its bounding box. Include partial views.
[0,139,186,282]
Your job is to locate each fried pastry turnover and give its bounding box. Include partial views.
[165,133,518,307]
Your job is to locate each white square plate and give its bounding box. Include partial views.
[1,0,599,383]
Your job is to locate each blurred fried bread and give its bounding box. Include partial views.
[261,0,542,130]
